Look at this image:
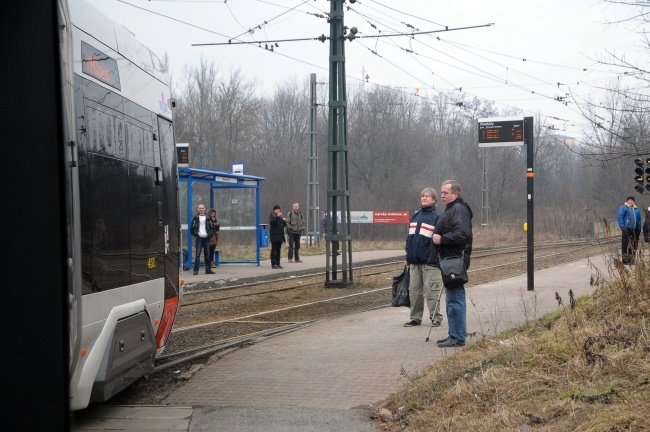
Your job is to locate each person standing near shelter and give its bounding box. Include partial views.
[432,180,473,347]
[208,208,220,268]
[618,195,642,264]
[321,209,340,256]
[269,205,286,269]
[403,188,444,328]
[643,206,650,243]
[190,204,216,275]
[286,202,306,263]
[321,210,328,241]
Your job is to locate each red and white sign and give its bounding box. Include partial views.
[333,211,410,224]
[373,211,410,224]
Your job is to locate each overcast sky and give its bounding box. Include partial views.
[85,0,644,140]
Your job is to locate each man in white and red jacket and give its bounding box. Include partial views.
[403,188,443,328]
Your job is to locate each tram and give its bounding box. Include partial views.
[60,0,181,410]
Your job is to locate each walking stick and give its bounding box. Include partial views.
[425,284,445,342]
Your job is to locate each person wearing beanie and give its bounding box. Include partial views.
[269,205,286,269]
[618,195,642,264]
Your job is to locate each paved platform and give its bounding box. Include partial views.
[71,252,611,431]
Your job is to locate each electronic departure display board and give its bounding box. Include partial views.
[176,143,189,167]
[478,117,525,147]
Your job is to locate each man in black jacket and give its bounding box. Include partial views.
[190,204,216,275]
[432,180,473,348]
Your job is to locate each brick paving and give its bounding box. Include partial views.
[164,254,608,409]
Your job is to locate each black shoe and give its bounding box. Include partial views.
[193,270,198,275]
[277,265,283,269]
[272,265,279,269]
[437,338,465,347]
[404,320,421,327]
[206,270,215,274]
[436,337,449,344]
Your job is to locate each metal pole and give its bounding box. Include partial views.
[325,0,353,287]
[307,73,319,246]
[525,116,534,291]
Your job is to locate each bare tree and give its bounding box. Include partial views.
[215,68,260,171]
[174,59,220,168]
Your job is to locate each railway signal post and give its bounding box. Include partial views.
[633,158,650,194]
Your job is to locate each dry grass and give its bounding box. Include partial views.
[376,248,650,431]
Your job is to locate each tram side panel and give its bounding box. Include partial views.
[67,2,180,408]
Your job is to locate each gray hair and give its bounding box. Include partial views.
[442,180,461,195]
[420,187,438,201]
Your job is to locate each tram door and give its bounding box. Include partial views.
[150,120,164,283]
[156,116,180,298]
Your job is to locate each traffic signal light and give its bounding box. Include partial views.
[633,157,650,193]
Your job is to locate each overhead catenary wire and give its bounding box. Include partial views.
[191,23,494,46]
[115,0,641,139]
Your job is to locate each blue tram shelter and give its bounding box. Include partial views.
[179,167,266,269]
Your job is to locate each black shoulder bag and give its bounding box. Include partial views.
[438,251,468,289]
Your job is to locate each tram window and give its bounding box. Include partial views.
[126,120,153,166]
[142,129,153,166]
[126,121,141,164]
[104,113,113,156]
[86,106,124,158]
[82,78,123,113]
[123,99,152,127]
[115,118,126,159]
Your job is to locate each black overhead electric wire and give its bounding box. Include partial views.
[352,5,565,99]
[119,0,636,136]
[347,3,600,130]
[368,0,447,29]
[348,1,608,123]
[228,0,314,41]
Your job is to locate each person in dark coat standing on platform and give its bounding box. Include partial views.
[269,205,287,269]
[190,204,216,275]
[321,209,340,256]
[433,180,473,348]
[618,195,642,264]
[321,210,327,240]
[208,208,220,268]
[643,206,650,243]
[286,202,306,263]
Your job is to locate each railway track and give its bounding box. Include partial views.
[178,239,612,307]
[154,239,615,372]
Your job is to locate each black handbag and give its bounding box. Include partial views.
[438,252,468,289]
[391,266,410,307]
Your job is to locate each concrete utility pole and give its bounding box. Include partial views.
[325,0,355,287]
[306,73,320,246]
